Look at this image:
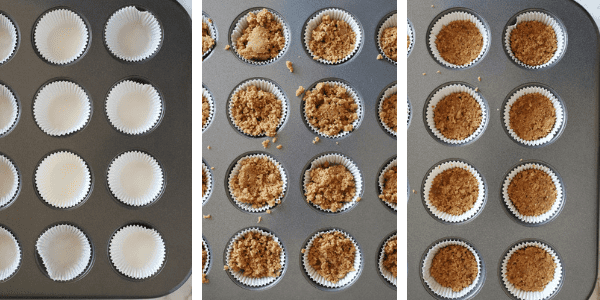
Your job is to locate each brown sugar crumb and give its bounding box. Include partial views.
[303,83,358,136]
[266,209,271,214]
[228,231,282,278]
[286,61,293,72]
[435,20,483,66]
[235,9,285,61]
[430,168,479,215]
[379,94,397,132]
[309,15,356,63]
[433,92,482,140]
[202,168,208,198]
[301,248,306,254]
[308,232,356,283]
[508,169,556,216]
[430,245,478,292]
[203,214,211,219]
[231,85,282,137]
[510,21,557,66]
[276,145,282,149]
[257,216,262,223]
[202,244,209,283]
[314,136,320,143]
[262,139,270,148]
[478,76,481,81]
[437,70,441,74]
[379,166,397,205]
[207,18,212,23]
[377,54,383,60]
[296,86,305,97]
[272,137,277,143]
[211,167,215,170]
[207,145,211,150]
[202,21,215,54]
[383,237,397,278]
[380,27,397,61]
[202,96,210,128]
[356,197,361,202]
[225,44,230,50]
[422,73,426,76]
[223,265,229,270]
[506,246,556,292]
[202,273,209,283]
[230,157,283,208]
[407,35,410,49]
[304,161,355,212]
[509,93,556,141]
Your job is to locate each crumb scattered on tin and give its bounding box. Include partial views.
[211,167,214,170]
[257,216,262,223]
[286,61,293,72]
[437,70,441,74]
[276,145,282,149]
[475,87,479,92]
[377,54,383,60]
[296,86,305,97]
[422,73,426,76]
[223,265,229,270]
[207,146,211,150]
[478,76,481,81]
[262,139,270,148]
[203,214,211,219]
[267,209,271,214]
[225,45,230,50]
[356,197,361,202]
[272,137,278,143]
[301,249,306,254]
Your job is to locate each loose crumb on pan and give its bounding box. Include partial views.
[314,136,320,143]
[202,168,208,198]
[308,15,356,63]
[207,18,212,23]
[423,73,426,76]
[211,167,215,170]
[429,167,479,215]
[430,245,478,292]
[380,26,397,61]
[437,70,441,74]
[510,21,557,66]
[303,83,358,136]
[262,139,270,148]
[203,214,211,219]
[478,76,481,81]
[228,231,282,278]
[412,189,417,194]
[231,85,282,137]
[202,96,210,128]
[379,94,397,132]
[435,20,483,66]
[509,93,556,141]
[235,9,286,61]
[433,92,482,140]
[203,21,215,54]
[286,61,293,72]
[230,157,283,208]
[296,86,305,96]
[356,197,361,202]
[257,216,262,223]
[506,246,556,292]
[379,166,397,205]
[223,265,229,270]
[508,169,556,216]
[272,137,277,143]
[266,209,271,214]
[301,248,306,254]
[383,237,397,278]
[308,231,356,283]
[304,161,355,212]
[225,45,230,50]
[207,146,211,150]
[474,87,479,92]
[276,145,282,149]
[377,54,383,60]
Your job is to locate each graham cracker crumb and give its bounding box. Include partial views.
[303,83,358,136]
[423,73,426,76]
[304,161,355,212]
[520,159,523,161]
[207,18,212,23]
[336,142,339,145]
[380,26,397,61]
[225,44,230,50]
[228,231,282,278]
[202,96,210,128]
[431,5,435,8]
[231,85,282,137]
[478,76,481,81]
[510,21,557,66]
[356,197,361,202]
[435,20,483,66]
[202,168,208,198]
[379,166,397,205]
[230,157,283,208]
[235,9,285,61]
[286,61,293,72]
[379,94,397,132]
[207,146,211,150]
[262,139,270,148]
[296,86,305,97]
[211,167,214,170]
[266,209,271,214]
[276,145,282,149]
[301,249,306,254]
[474,87,479,92]
[430,245,478,292]
[257,216,262,223]
[223,265,229,270]
[308,15,356,63]
[202,273,209,283]
[509,93,556,141]
[383,237,397,278]
[272,137,277,143]
[275,199,281,204]
[433,92,482,140]
[308,232,356,283]
[429,167,479,215]
[412,189,416,194]
[508,169,556,216]
[313,56,319,60]
[203,214,211,219]
[377,54,383,60]
[437,70,441,74]
[506,246,556,292]
[314,137,320,143]
[202,21,215,54]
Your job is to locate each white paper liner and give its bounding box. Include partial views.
[429,11,489,68]
[34,9,88,65]
[33,81,91,136]
[202,237,210,274]
[501,241,563,300]
[202,13,217,57]
[378,234,397,286]
[503,86,564,146]
[105,6,162,62]
[426,84,487,144]
[36,224,91,281]
[0,154,18,208]
[502,163,563,224]
[228,154,287,213]
[0,14,17,64]
[505,12,566,69]
[303,81,363,139]
[423,161,485,223]
[228,79,288,137]
[106,80,162,135]
[109,225,165,279]
[407,19,414,57]
[303,229,361,288]
[422,239,482,298]
[107,151,164,207]
[0,84,17,137]
[0,226,19,281]
[202,162,212,205]
[377,13,397,64]
[35,151,91,209]
[225,228,285,287]
[378,158,397,211]
[230,8,290,65]
[303,154,363,213]
[202,87,214,132]
[304,8,362,64]
[378,84,397,136]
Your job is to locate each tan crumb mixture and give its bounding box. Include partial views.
[230,157,283,208]
[276,145,282,149]
[506,246,556,292]
[236,9,285,61]
[435,20,483,66]
[430,168,479,215]
[296,86,305,96]
[202,168,208,198]
[309,15,356,63]
[509,93,556,141]
[225,44,230,50]
[430,245,478,292]
[313,136,320,144]
[202,96,210,128]
[202,244,209,283]
[383,237,397,278]
[228,231,282,278]
[257,216,262,223]
[231,85,282,137]
[508,169,556,216]
[380,26,397,61]
[203,214,211,219]
[407,35,410,49]
[510,21,557,66]
[380,94,397,132]
[272,137,277,143]
[262,139,270,148]
[304,161,355,212]
[379,166,397,205]
[286,61,293,72]
[433,92,482,140]
[308,232,356,283]
[377,54,383,60]
[202,21,215,54]
[303,83,358,136]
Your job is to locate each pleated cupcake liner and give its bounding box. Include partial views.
[34,9,88,65]
[377,13,397,65]
[109,225,165,279]
[33,81,91,136]
[0,154,18,208]
[378,158,397,211]
[202,237,210,274]
[36,224,91,281]
[0,13,17,65]
[105,6,162,62]
[202,162,212,205]
[378,233,397,286]
[107,151,164,207]
[202,13,217,57]
[106,80,162,135]
[407,97,412,129]
[0,83,18,137]
[202,86,215,132]
[0,226,20,281]
[35,151,91,209]
[304,8,362,65]
[378,84,397,136]
[407,19,414,57]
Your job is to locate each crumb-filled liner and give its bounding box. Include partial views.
[107,151,164,207]
[378,84,397,137]
[503,86,564,147]
[428,11,489,68]
[422,239,482,298]
[202,13,217,57]
[228,153,287,213]
[34,9,88,65]
[378,233,397,286]
[109,225,165,279]
[0,154,18,208]
[302,229,361,288]
[228,79,288,137]
[105,6,162,62]
[106,80,162,135]
[423,160,485,223]
[225,228,286,287]
[407,19,414,57]
[426,84,487,145]
[230,8,290,65]
[202,237,210,274]
[303,81,363,139]
[36,224,91,281]
[33,81,91,136]
[35,151,91,209]
[0,84,18,137]
[501,241,563,300]
[303,153,363,213]
[377,13,397,65]
[502,163,563,224]
[303,8,362,65]
[0,226,20,281]
[504,11,566,69]
[202,162,212,205]
[378,158,397,211]
[0,13,17,65]
[202,86,214,132]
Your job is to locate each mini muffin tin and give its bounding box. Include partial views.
[408,0,599,299]
[0,0,190,298]
[202,0,397,298]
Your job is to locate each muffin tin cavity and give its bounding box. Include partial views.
[0,226,20,282]
[34,8,90,65]
[202,11,217,60]
[108,224,166,280]
[104,6,162,62]
[0,83,19,138]
[107,150,165,207]
[0,13,18,66]
[376,82,397,137]
[376,11,397,65]
[0,154,19,210]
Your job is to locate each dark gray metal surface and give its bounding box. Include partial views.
[0,0,191,298]
[202,0,397,299]
[408,0,599,299]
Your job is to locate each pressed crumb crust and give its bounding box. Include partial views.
[202,21,215,54]
[407,35,410,49]
[308,231,356,283]
[430,245,478,292]
[228,231,282,278]
[303,83,358,136]
[435,20,483,66]
[383,237,397,278]
[304,161,356,212]
[202,244,209,283]
[510,21,557,66]
[380,27,397,61]
[508,169,556,216]
[380,94,397,132]
[202,168,208,198]
[379,166,397,205]
[433,92,482,140]
[202,95,210,128]
[509,93,556,141]
[506,246,556,292]
[231,85,282,137]
[429,167,479,216]
[235,9,285,61]
[230,157,283,208]
[309,15,356,63]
